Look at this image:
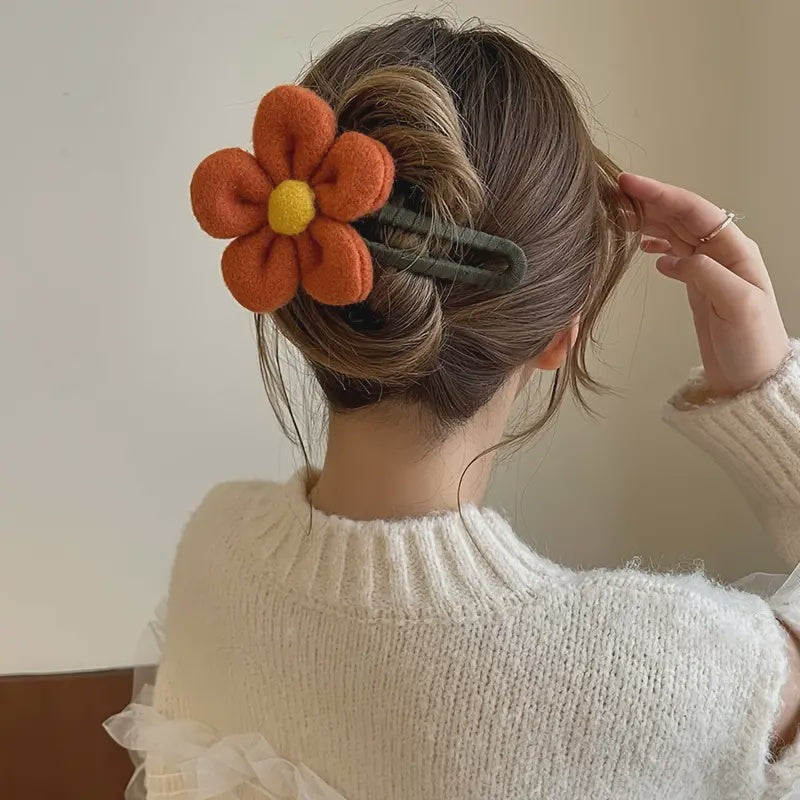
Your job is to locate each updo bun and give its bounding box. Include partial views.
[261,16,640,440]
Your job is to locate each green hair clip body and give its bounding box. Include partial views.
[359,203,527,294]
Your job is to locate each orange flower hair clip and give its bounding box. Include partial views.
[190,85,395,312]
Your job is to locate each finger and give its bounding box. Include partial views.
[656,253,755,322]
[629,199,706,255]
[641,237,672,254]
[639,223,695,256]
[619,174,732,240]
[667,216,701,248]
[621,205,639,232]
[635,207,698,249]
[641,220,694,256]
[620,173,768,286]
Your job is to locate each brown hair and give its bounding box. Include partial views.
[258,16,640,449]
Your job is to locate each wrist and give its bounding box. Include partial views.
[709,339,791,400]
[679,341,795,410]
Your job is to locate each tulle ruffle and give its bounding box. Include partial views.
[734,561,800,603]
[103,603,346,800]
[104,702,346,799]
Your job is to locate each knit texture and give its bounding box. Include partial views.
[665,341,800,567]
[151,348,800,799]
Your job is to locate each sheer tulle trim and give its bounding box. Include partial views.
[103,602,346,800]
[734,561,800,602]
[104,703,346,799]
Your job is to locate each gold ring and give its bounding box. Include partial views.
[699,210,736,243]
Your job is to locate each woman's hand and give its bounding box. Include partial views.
[619,173,790,397]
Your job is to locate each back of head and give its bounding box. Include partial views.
[261,16,639,441]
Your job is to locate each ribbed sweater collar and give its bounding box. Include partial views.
[235,470,561,620]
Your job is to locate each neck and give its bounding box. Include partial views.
[310,390,515,521]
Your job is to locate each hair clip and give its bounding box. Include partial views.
[190,85,394,312]
[360,203,527,294]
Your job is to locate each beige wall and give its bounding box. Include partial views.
[1,0,795,672]
[492,1,799,580]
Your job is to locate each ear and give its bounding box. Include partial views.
[533,318,580,371]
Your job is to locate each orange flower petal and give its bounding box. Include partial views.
[297,217,374,306]
[353,227,375,303]
[311,132,395,222]
[190,148,271,239]
[221,229,300,312]
[252,86,337,185]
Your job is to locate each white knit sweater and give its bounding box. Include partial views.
[144,349,800,800]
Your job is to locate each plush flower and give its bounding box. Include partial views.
[190,85,395,312]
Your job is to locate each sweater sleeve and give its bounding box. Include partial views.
[663,342,800,564]
[662,345,800,795]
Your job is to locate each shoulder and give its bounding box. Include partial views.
[562,565,786,664]
[190,480,276,519]
[510,559,789,723]
[497,564,789,793]
[180,480,270,539]
[170,480,285,576]
[160,479,288,649]
[544,566,786,773]
[573,563,773,619]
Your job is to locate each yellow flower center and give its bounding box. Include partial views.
[267,179,316,236]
